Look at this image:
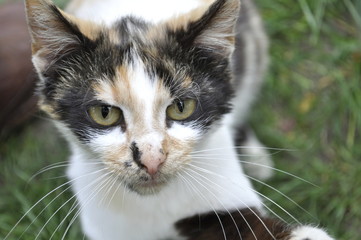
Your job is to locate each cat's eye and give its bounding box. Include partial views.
[166,99,196,121]
[88,105,122,126]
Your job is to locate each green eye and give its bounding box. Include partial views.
[166,99,196,121]
[88,105,122,126]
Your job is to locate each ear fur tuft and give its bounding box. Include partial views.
[167,0,240,56]
[25,0,92,72]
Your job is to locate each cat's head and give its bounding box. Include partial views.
[25,0,240,195]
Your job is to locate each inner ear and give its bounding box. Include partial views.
[25,0,100,72]
[165,0,240,55]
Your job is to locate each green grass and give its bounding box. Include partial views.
[0,121,83,239]
[251,0,361,239]
[1,0,360,239]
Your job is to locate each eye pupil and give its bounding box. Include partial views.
[177,101,184,113]
[101,106,110,118]
[166,99,196,121]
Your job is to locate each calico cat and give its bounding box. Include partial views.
[24,0,334,239]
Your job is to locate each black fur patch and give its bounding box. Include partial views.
[41,40,123,141]
[171,0,227,49]
[138,41,234,129]
[39,25,130,141]
[130,142,143,168]
[176,208,291,240]
[38,2,235,141]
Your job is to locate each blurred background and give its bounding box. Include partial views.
[0,0,360,239]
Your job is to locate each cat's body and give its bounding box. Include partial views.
[69,124,262,239]
[64,1,266,238]
[24,0,334,239]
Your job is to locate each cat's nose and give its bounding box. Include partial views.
[141,152,166,176]
[130,142,166,176]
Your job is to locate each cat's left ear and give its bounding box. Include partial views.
[25,0,98,73]
[167,0,240,57]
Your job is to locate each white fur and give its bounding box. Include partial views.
[168,122,201,140]
[51,1,333,240]
[66,0,204,26]
[238,129,274,180]
[126,59,160,130]
[290,226,334,240]
[90,127,126,152]
[59,51,262,239]
[67,122,263,240]
[61,1,258,239]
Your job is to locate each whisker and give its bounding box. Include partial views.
[45,174,69,180]
[58,173,115,240]
[3,168,107,240]
[28,161,70,184]
[190,146,297,154]
[186,163,299,225]
[181,170,245,240]
[184,166,274,240]
[100,171,120,206]
[106,171,124,209]
[245,175,316,221]
[252,187,301,225]
[190,151,280,158]
[191,157,318,187]
[37,172,113,240]
[188,162,286,225]
[28,161,104,184]
[18,182,74,239]
[177,172,228,240]
[121,182,127,210]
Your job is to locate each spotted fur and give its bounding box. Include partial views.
[25,0,334,239]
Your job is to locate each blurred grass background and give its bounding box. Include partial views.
[253,1,361,239]
[0,0,360,239]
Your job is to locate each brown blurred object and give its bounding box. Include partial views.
[0,2,38,136]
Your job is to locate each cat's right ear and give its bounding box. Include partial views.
[25,0,94,73]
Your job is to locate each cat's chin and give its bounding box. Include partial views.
[127,180,167,195]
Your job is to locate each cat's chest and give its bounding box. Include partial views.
[67,0,207,26]
[68,123,262,240]
[73,175,201,240]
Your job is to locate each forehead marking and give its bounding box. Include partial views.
[97,58,159,137]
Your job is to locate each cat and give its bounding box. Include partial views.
[24,0,334,239]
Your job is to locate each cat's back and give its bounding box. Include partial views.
[66,0,210,25]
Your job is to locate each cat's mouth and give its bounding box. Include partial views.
[126,174,170,195]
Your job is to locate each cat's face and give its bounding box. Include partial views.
[26,0,239,195]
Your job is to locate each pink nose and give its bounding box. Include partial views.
[141,155,166,176]
[131,142,166,176]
